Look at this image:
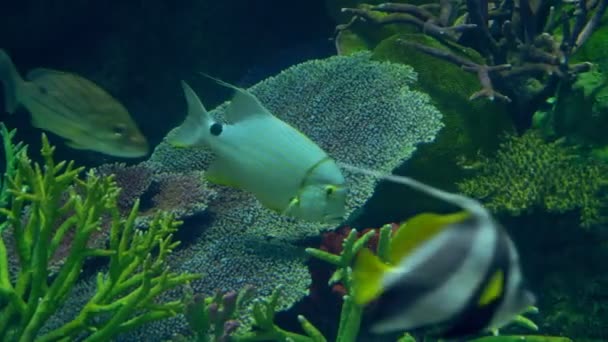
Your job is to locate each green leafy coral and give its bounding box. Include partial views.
[0,128,199,341]
[457,130,607,228]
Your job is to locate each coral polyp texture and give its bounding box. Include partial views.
[94,161,216,226]
[458,130,608,228]
[94,162,153,211]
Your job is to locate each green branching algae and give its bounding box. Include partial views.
[458,130,608,228]
[0,124,26,233]
[0,127,199,341]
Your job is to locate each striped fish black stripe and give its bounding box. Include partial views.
[367,216,481,331]
[440,222,512,337]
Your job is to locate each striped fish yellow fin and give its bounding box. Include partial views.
[389,211,470,265]
[478,270,504,306]
[353,248,391,305]
[200,72,271,123]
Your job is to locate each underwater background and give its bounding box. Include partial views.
[0,0,607,341]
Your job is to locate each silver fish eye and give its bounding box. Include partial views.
[210,122,223,136]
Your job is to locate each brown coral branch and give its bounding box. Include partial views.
[335,15,358,33]
[569,0,589,49]
[520,43,561,65]
[338,0,602,113]
[371,3,436,21]
[569,61,594,73]
[463,64,513,102]
[519,0,537,43]
[398,39,512,102]
[575,0,608,51]
[500,20,522,52]
[334,15,359,55]
[542,6,558,33]
[586,0,600,10]
[398,39,477,67]
[438,0,456,26]
[503,61,591,79]
[341,7,476,42]
[466,0,500,54]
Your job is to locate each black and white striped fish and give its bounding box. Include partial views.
[343,165,535,339]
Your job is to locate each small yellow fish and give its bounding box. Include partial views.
[342,165,535,338]
[0,49,148,158]
[168,77,347,223]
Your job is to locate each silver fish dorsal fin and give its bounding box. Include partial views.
[200,72,272,124]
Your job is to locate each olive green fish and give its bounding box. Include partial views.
[0,49,148,158]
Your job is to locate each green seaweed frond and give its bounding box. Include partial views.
[233,286,326,342]
[0,124,27,233]
[225,225,394,342]
[458,130,608,228]
[0,130,199,342]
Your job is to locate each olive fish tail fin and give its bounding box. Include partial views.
[0,49,24,114]
[168,81,212,148]
[353,248,390,306]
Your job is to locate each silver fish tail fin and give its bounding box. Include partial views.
[338,163,489,219]
[167,81,212,148]
[0,49,24,114]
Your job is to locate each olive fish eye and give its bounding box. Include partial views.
[111,124,128,136]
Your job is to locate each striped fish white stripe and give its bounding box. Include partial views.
[372,218,497,332]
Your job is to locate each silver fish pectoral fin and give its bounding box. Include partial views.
[281,196,301,218]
